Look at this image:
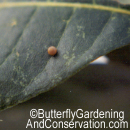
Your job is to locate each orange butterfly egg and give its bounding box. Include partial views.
[48,46,57,56]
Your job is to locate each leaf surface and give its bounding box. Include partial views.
[0,0,130,110]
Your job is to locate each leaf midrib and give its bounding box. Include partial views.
[0,2,130,15]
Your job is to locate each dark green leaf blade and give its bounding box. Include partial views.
[0,0,130,110]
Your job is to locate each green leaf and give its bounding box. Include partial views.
[0,0,130,110]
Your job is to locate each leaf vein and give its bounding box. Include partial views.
[0,7,37,69]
